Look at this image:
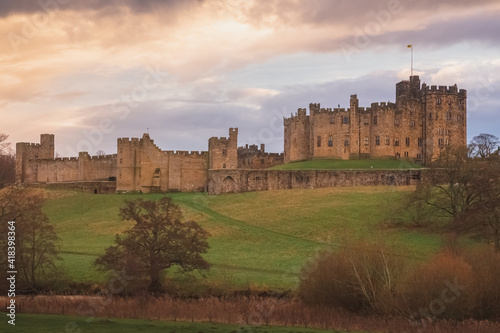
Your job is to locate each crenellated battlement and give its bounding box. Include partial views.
[420,83,466,96]
[164,150,208,157]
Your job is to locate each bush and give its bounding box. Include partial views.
[399,251,473,320]
[298,241,406,313]
[463,248,500,319]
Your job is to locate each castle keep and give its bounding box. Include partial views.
[16,75,466,194]
[284,76,467,164]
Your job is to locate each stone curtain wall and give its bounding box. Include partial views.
[208,169,421,195]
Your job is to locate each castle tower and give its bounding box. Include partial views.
[349,94,359,158]
[420,83,467,163]
[208,128,238,169]
[15,134,55,183]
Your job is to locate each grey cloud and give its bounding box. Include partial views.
[0,0,201,17]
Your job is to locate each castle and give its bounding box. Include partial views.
[15,75,466,194]
[15,129,284,194]
[284,76,467,164]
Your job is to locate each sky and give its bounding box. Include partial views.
[1,0,500,156]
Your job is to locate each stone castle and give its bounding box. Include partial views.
[16,75,466,194]
[15,129,284,194]
[284,75,467,164]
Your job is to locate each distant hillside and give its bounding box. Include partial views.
[269,159,423,170]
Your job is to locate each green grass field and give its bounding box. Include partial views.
[41,185,443,289]
[269,159,422,170]
[0,313,365,333]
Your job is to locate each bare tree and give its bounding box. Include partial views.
[95,197,210,294]
[462,155,500,252]
[419,146,481,225]
[470,133,499,159]
[0,133,11,155]
[0,187,61,292]
[0,134,15,187]
[96,150,105,156]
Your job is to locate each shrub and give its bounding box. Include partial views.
[298,241,406,313]
[399,251,473,320]
[463,248,500,319]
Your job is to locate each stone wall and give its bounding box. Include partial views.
[116,134,208,193]
[16,134,117,184]
[24,181,117,194]
[208,169,421,195]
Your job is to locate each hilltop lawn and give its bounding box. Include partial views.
[269,158,422,170]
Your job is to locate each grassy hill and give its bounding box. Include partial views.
[269,158,423,170]
[42,185,444,290]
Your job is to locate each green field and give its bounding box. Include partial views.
[0,313,364,333]
[42,186,443,289]
[269,159,422,170]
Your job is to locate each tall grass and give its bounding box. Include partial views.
[3,295,499,333]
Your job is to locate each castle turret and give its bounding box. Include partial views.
[209,128,238,169]
[15,134,55,183]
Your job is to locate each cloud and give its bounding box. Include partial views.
[0,0,201,18]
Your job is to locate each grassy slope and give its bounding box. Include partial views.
[269,159,422,170]
[42,186,443,289]
[1,313,366,333]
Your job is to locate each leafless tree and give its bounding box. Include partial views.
[95,197,210,294]
[470,133,499,159]
[0,187,61,292]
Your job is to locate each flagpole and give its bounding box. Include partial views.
[407,44,413,77]
[411,45,413,77]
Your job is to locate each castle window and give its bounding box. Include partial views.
[446,112,452,121]
[418,137,423,147]
[120,158,123,164]
[317,136,321,147]
[119,148,123,154]
[223,163,226,169]
[445,139,450,146]
[373,116,378,125]
[364,117,369,125]
[438,138,444,146]
[344,136,349,146]
[328,135,333,147]
[404,152,409,158]
[428,113,432,121]
[330,116,335,124]
[417,153,422,160]
[222,148,227,156]
[364,137,369,145]
[385,136,390,145]
[405,137,410,146]
[410,120,415,128]
[343,116,349,124]
[375,136,380,146]
[394,138,400,147]
[445,129,450,136]
[438,128,444,135]
[437,98,441,105]
[394,118,400,126]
